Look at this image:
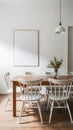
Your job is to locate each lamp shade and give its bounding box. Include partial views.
[55,0,65,34]
[55,23,65,34]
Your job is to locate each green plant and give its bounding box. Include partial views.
[47,57,63,73]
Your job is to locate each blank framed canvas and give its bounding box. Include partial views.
[13,29,39,67]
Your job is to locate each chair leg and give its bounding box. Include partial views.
[46,98,49,110]
[19,101,25,124]
[5,94,11,110]
[66,100,73,123]
[46,99,51,111]
[46,94,49,110]
[49,100,54,124]
[37,101,43,124]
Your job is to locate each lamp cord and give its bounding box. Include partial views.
[59,0,62,25]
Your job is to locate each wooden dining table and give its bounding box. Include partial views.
[12,74,73,117]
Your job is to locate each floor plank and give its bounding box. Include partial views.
[0,94,73,130]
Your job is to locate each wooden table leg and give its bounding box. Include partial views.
[13,81,16,117]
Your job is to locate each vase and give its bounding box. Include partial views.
[54,70,58,79]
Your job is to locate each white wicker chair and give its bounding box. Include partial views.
[47,78,73,124]
[18,78,43,124]
[4,72,21,110]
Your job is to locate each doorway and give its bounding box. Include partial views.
[68,26,73,73]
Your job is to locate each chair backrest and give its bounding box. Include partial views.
[25,72,32,75]
[4,72,11,89]
[48,78,73,99]
[18,78,43,101]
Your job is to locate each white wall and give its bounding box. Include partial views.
[0,0,73,93]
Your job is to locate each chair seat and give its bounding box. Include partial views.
[7,86,21,94]
[20,93,42,101]
[49,94,69,101]
[49,90,69,101]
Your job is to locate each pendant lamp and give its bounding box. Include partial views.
[55,0,65,34]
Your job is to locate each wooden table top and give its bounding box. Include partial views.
[12,74,73,82]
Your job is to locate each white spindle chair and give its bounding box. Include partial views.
[4,72,21,110]
[67,72,73,97]
[47,78,73,124]
[18,78,43,124]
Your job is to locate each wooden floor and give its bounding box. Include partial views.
[0,94,73,130]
